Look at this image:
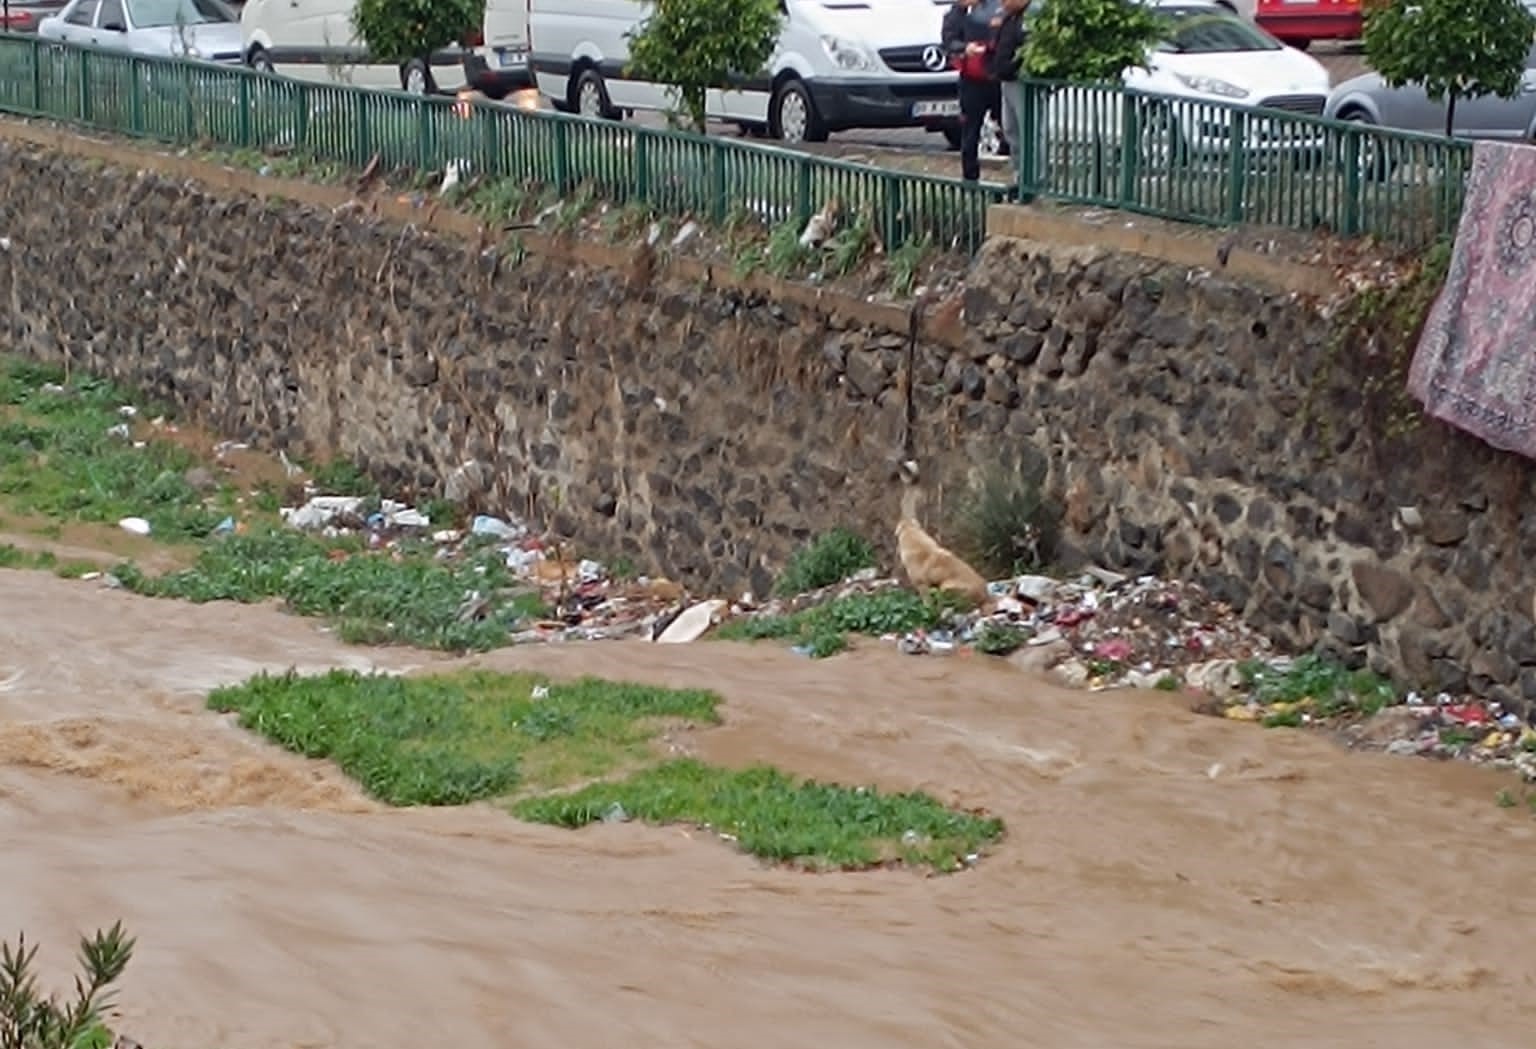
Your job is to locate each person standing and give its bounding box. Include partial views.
[991,0,1032,187]
[942,0,1004,183]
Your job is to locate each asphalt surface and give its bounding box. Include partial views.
[610,43,1369,178]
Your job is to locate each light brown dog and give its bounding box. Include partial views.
[894,516,991,608]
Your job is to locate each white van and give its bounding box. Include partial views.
[528,0,965,146]
[239,0,529,97]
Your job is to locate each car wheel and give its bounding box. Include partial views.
[402,58,434,95]
[1339,108,1394,182]
[770,77,828,144]
[247,46,274,74]
[572,67,619,120]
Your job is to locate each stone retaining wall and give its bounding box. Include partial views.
[2,135,1532,710]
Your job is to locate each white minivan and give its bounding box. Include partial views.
[239,0,529,97]
[528,0,965,146]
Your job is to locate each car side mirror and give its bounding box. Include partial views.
[101,18,126,30]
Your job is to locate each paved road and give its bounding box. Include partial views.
[598,42,1369,179]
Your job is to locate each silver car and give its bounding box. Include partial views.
[38,0,243,63]
[1324,41,1536,140]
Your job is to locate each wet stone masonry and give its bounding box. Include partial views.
[2,142,1535,711]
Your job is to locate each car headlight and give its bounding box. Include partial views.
[820,35,876,72]
[1174,73,1248,99]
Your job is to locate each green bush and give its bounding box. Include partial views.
[949,451,1060,579]
[0,923,135,1049]
[352,0,483,66]
[775,528,877,597]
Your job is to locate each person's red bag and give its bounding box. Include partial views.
[954,47,991,81]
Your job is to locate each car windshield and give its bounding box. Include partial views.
[1156,7,1282,53]
[126,0,232,28]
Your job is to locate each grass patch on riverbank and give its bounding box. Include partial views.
[714,588,968,658]
[115,530,547,652]
[212,667,1003,872]
[208,668,722,805]
[514,758,1003,872]
[1240,653,1398,726]
[0,357,234,541]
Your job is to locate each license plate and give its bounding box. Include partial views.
[496,49,528,68]
[912,99,959,118]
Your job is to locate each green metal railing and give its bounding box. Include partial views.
[0,33,1004,254]
[1015,77,1471,248]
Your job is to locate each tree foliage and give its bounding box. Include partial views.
[0,923,136,1049]
[627,0,783,133]
[1362,0,1536,137]
[1020,0,1167,82]
[352,0,484,66]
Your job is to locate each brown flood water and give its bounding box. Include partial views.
[3,567,1535,1048]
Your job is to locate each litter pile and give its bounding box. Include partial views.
[279,494,698,643]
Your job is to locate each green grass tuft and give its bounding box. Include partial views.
[512,758,1004,873]
[1240,653,1398,720]
[207,669,722,806]
[115,529,547,652]
[774,528,877,597]
[0,357,231,541]
[714,588,966,657]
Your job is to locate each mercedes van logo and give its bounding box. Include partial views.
[922,45,945,71]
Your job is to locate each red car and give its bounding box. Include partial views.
[1252,0,1362,49]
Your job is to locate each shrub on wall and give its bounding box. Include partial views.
[950,452,1061,578]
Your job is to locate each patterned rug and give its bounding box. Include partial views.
[1409,141,1536,460]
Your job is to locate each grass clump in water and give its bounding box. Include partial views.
[0,357,232,541]
[208,668,723,806]
[714,588,965,657]
[774,528,877,597]
[114,529,547,652]
[513,758,1004,873]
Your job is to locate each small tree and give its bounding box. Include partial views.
[1020,0,1167,82]
[627,0,783,134]
[352,0,483,66]
[1362,0,1536,138]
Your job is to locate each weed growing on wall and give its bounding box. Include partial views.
[1306,239,1452,452]
[949,450,1061,578]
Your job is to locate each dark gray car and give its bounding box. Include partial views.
[1324,42,1536,140]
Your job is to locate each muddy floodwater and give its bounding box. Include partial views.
[3,567,1534,1048]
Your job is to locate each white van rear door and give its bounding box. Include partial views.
[484,0,529,67]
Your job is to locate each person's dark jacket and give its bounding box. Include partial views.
[941,0,1003,66]
[991,8,1026,82]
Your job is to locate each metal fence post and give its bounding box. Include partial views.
[634,131,649,206]
[1340,126,1361,237]
[76,47,88,124]
[237,73,251,148]
[29,37,40,113]
[1018,79,1038,204]
[1226,108,1247,224]
[129,55,142,134]
[709,138,726,222]
[553,119,569,194]
[796,158,812,227]
[1118,92,1140,207]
